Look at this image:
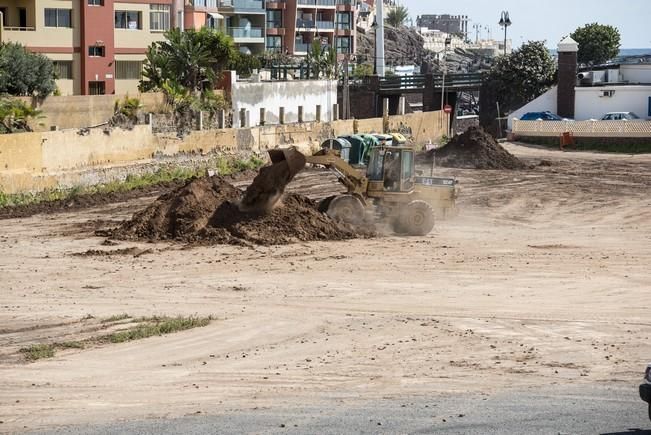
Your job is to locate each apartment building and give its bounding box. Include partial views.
[265,0,356,58]
[0,0,171,95]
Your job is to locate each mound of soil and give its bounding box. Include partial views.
[429,127,527,170]
[108,176,364,246]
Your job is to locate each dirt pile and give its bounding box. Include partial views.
[428,127,527,170]
[108,176,364,245]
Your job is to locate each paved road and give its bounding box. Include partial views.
[36,384,650,435]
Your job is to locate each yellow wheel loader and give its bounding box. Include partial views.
[240,145,457,236]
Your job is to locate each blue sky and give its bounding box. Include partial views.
[400,0,651,48]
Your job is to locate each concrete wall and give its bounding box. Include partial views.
[231,79,338,127]
[0,111,443,194]
[575,86,651,121]
[20,92,165,131]
[508,86,557,129]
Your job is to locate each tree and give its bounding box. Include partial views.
[139,27,236,94]
[386,5,409,28]
[484,40,556,114]
[0,43,56,98]
[306,40,337,79]
[571,23,621,65]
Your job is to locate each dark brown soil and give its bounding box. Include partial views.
[107,176,366,246]
[426,127,527,170]
[0,169,260,220]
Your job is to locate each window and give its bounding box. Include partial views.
[88,45,105,57]
[115,61,143,79]
[114,10,141,29]
[266,36,282,52]
[53,61,73,79]
[0,8,7,26]
[336,36,350,54]
[44,8,72,28]
[150,4,170,31]
[336,12,351,30]
[266,10,282,28]
[88,0,103,6]
[88,81,105,95]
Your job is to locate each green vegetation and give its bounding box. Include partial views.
[101,313,132,323]
[0,97,42,134]
[306,40,337,79]
[386,5,410,28]
[0,42,56,97]
[571,23,621,65]
[484,41,556,115]
[103,316,212,344]
[0,156,264,208]
[20,344,56,361]
[20,315,213,362]
[352,63,373,80]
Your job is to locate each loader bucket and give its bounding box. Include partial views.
[239,147,307,213]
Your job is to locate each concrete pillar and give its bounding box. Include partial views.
[398,97,406,115]
[423,73,435,112]
[557,36,579,119]
[332,104,339,121]
[383,98,390,118]
[239,108,246,128]
[199,111,205,131]
[279,107,285,125]
[298,106,304,123]
[316,105,322,122]
[259,108,266,126]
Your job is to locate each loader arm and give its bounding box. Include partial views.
[305,150,368,196]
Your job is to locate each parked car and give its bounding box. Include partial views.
[519,111,567,121]
[641,363,651,421]
[601,112,643,121]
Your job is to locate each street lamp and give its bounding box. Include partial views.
[440,35,452,135]
[498,11,512,56]
[371,17,378,75]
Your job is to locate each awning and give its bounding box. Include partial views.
[208,12,224,19]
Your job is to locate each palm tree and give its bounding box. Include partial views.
[386,5,409,28]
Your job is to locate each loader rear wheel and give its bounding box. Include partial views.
[327,194,365,225]
[395,200,435,236]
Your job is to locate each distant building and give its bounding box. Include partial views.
[416,14,468,38]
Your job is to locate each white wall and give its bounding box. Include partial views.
[507,86,557,129]
[575,86,651,120]
[620,65,651,84]
[231,79,337,127]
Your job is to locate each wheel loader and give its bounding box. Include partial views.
[240,145,457,236]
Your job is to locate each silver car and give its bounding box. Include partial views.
[601,112,643,121]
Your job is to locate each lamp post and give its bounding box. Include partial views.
[371,17,377,75]
[440,35,451,135]
[498,11,511,56]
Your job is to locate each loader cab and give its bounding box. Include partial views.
[367,147,415,193]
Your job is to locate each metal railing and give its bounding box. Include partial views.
[316,20,334,29]
[3,26,36,31]
[233,0,264,10]
[297,0,335,6]
[294,42,310,52]
[228,27,263,38]
[192,0,218,8]
[296,19,314,28]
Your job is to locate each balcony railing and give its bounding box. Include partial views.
[296,19,314,28]
[192,0,218,8]
[316,20,334,29]
[233,0,264,11]
[266,20,282,28]
[335,0,353,4]
[294,42,310,52]
[3,26,36,31]
[336,22,351,30]
[228,27,263,38]
[297,0,335,6]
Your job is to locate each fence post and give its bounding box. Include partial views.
[260,107,266,126]
[298,106,304,123]
[398,97,406,115]
[383,98,390,118]
[240,108,246,128]
[217,110,225,129]
[316,105,322,122]
[332,104,339,121]
[199,111,205,131]
[279,107,285,125]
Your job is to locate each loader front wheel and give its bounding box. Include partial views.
[395,200,435,236]
[327,194,365,226]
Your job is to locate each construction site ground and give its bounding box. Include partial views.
[1,143,650,433]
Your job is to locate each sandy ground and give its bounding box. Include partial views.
[1,143,650,433]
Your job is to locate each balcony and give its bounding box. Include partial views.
[297,0,335,7]
[227,26,263,40]
[191,0,219,9]
[316,20,334,30]
[233,0,265,12]
[294,42,310,53]
[296,19,314,28]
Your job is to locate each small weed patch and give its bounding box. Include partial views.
[20,344,56,361]
[101,313,131,323]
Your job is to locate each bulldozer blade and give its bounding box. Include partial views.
[239,147,307,213]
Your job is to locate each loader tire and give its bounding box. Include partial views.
[327,194,365,226]
[395,200,435,236]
